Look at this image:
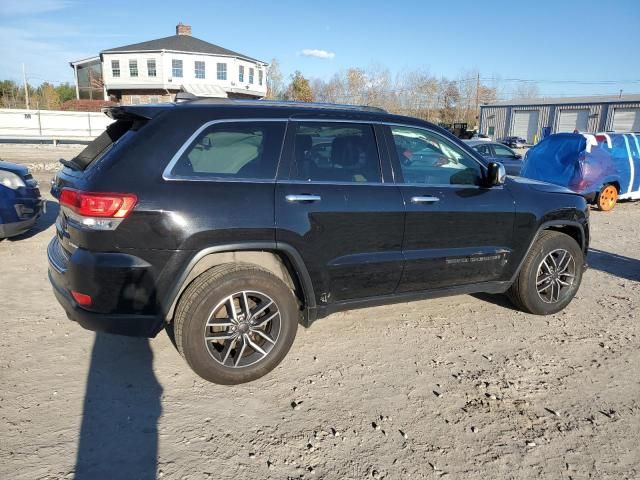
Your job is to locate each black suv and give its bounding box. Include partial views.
[48,100,589,384]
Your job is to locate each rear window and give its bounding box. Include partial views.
[167,121,286,180]
[70,119,142,170]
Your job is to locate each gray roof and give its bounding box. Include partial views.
[101,35,265,64]
[483,93,640,107]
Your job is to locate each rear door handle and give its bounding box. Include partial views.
[410,196,440,204]
[285,194,322,203]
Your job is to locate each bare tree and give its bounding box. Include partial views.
[511,82,540,100]
[266,58,285,100]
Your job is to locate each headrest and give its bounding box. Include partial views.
[295,134,313,156]
[331,136,362,166]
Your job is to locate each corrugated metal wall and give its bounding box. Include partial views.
[480,105,550,142]
[604,102,640,130]
[553,104,601,133]
[479,106,509,140]
[512,105,551,142]
[481,100,640,144]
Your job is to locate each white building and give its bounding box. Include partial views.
[71,23,268,104]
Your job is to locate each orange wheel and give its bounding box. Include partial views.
[597,184,618,211]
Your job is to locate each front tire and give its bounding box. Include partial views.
[173,263,299,385]
[507,231,583,315]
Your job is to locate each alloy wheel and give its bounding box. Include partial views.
[536,249,576,304]
[203,290,281,368]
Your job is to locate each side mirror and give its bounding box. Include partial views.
[487,162,506,186]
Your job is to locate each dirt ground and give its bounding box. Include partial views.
[1,144,639,480]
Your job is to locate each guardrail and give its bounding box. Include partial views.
[0,108,113,144]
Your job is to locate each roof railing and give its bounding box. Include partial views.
[173,93,387,113]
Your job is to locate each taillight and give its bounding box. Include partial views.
[60,188,137,230]
[71,291,92,307]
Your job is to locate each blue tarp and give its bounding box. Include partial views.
[521,132,640,199]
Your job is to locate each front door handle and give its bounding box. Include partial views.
[410,196,440,204]
[285,194,322,203]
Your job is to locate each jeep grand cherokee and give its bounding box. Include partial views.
[48,99,589,384]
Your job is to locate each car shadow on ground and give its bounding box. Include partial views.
[472,292,519,311]
[75,333,162,480]
[587,248,640,282]
[475,248,640,310]
[7,200,58,241]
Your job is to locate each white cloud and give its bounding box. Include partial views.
[0,0,73,16]
[300,48,335,60]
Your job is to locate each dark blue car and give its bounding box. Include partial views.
[0,161,43,238]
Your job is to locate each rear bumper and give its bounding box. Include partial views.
[48,271,161,337]
[47,237,163,337]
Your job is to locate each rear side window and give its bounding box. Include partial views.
[290,122,381,183]
[168,121,286,180]
[493,144,516,158]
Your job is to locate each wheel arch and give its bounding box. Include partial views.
[163,242,316,324]
[510,220,587,284]
[596,177,621,195]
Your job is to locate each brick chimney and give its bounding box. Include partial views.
[176,22,192,36]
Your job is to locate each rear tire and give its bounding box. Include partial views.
[172,263,299,385]
[507,231,583,315]
[597,184,618,211]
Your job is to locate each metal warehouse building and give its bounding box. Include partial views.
[479,94,640,144]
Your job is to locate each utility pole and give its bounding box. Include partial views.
[474,72,480,124]
[22,63,30,110]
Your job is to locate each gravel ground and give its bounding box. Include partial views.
[1,145,639,480]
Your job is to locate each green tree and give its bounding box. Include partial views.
[56,83,76,103]
[34,82,61,109]
[285,71,314,102]
[0,80,19,107]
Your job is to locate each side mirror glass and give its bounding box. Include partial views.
[487,162,506,186]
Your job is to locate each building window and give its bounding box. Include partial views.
[195,61,205,79]
[129,60,138,77]
[258,69,263,86]
[239,65,244,82]
[172,59,183,78]
[147,59,157,77]
[249,67,254,84]
[111,60,120,78]
[217,63,227,81]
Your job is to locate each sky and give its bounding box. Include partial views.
[1,0,639,98]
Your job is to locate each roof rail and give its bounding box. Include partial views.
[173,94,387,113]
